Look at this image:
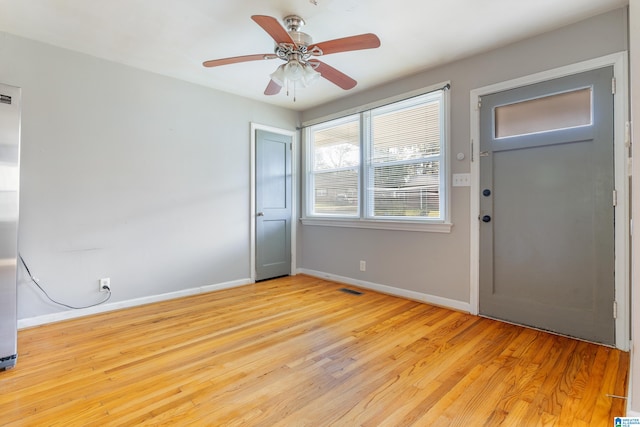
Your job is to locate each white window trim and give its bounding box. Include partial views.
[302,81,452,233]
[300,217,452,233]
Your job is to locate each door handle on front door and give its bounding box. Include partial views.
[257,212,264,217]
[482,215,491,223]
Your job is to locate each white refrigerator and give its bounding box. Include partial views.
[0,83,20,371]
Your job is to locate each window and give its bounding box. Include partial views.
[308,115,360,217]
[304,86,449,231]
[494,87,592,138]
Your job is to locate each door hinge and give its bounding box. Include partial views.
[613,189,618,207]
[613,301,618,319]
[625,121,632,149]
[612,77,616,95]
[471,140,474,162]
[477,97,482,109]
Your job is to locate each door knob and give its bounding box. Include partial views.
[482,189,491,197]
[257,212,264,217]
[482,215,491,223]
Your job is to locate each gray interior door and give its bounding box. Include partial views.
[479,66,615,345]
[255,129,292,281]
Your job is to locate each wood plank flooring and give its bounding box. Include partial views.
[0,275,629,426]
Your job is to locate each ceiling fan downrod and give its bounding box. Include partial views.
[273,16,322,70]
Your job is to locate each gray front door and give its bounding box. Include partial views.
[255,129,292,281]
[479,66,615,345]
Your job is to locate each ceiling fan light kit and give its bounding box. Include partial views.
[270,59,320,87]
[202,14,380,100]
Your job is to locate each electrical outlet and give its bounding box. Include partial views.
[359,260,366,272]
[99,277,111,292]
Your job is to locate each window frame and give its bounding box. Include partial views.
[306,113,361,219]
[302,82,452,233]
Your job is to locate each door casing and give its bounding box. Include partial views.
[469,52,629,350]
[250,123,297,282]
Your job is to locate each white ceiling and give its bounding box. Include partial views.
[0,0,627,111]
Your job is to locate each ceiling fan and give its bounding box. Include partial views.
[202,15,381,98]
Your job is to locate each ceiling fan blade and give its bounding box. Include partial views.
[310,60,357,90]
[251,15,296,46]
[264,79,282,96]
[309,33,380,55]
[202,53,276,68]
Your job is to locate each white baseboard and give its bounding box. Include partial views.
[19,271,472,328]
[297,268,471,313]
[18,278,253,329]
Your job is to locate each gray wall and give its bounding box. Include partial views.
[0,32,298,319]
[0,7,628,320]
[298,8,628,304]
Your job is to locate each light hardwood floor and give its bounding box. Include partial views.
[0,275,629,426]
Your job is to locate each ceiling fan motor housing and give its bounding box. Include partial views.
[283,15,312,47]
[289,31,313,47]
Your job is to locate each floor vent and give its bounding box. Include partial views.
[339,288,363,295]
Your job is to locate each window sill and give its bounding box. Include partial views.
[300,217,453,233]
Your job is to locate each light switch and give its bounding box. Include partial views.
[452,173,471,187]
